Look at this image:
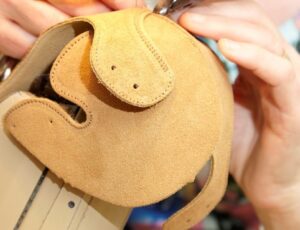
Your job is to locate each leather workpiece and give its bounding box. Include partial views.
[4,9,233,230]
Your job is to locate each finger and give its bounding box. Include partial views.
[101,0,144,10]
[218,39,294,86]
[2,0,69,35]
[186,1,277,33]
[179,13,284,55]
[0,17,36,59]
[219,39,299,112]
[258,0,300,25]
[47,0,96,4]
[284,42,300,70]
[48,1,111,16]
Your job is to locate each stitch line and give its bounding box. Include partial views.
[0,25,73,91]
[50,32,93,128]
[5,99,86,129]
[135,12,169,73]
[90,17,149,107]
[133,11,174,103]
[91,11,174,107]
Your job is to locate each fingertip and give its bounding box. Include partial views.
[0,21,36,59]
[179,12,206,29]
[178,11,188,24]
[11,37,35,59]
[219,39,241,52]
[218,39,243,62]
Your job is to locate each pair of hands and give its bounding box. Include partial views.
[1,0,300,228]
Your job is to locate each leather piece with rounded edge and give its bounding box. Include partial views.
[86,10,175,107]
[4,9,233,230]
[0,20,93,102]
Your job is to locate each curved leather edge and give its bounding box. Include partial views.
[0,18,93,102]
[163,153,230,230]
[84,9,175,108]
[163,52,233,229]
[0,9,174,108]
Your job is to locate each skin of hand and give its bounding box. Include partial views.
[256,0,300,25]
[179,0,300,229]
[0,0,144,59]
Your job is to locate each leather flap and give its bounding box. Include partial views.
[85,9,175,107]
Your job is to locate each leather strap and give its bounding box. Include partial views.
[164,153,229,229]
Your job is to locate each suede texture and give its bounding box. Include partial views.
[3,9,233,230]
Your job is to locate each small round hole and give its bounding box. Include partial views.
[133,83,139,89]
[49,119,53,124]
[111,65,116,70]
[68,201,75,209]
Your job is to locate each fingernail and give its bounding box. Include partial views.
[185,13,206,23]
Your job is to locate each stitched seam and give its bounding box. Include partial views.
[50,32,93,128]
[135,13,169,73]
[5,32,94,129]
[92,15,146,106]
[5,99,85,129]
[133,11,174,103]
[91,11,174,107]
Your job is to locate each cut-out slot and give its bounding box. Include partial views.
[29,71,87,123]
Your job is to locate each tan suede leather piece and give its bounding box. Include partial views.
[87,10,175,107]
[4,9,233,230]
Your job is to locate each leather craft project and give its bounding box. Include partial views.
[1,9,233,230]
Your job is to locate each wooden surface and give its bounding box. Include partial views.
[0,92,131,229]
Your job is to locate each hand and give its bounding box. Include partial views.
[257,0,300,25]
[0,0,109,59]
[179,0,300,229]
[49,0,144,17]
[0,0,144,59]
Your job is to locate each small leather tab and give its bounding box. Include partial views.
[86,9,175,108]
